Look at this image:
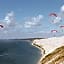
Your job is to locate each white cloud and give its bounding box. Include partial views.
[0,11,24,39]
[60,5,64,18]
[60,5,64,12]
[24,15,43,28]
[53,16,61,24]
[0,11,51,39]
[4,11,16,27]
[0,7,63,39]
[33,31,50,34]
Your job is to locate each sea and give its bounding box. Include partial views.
[0,40,42,64]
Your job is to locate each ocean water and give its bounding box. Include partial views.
[0,40,41,64]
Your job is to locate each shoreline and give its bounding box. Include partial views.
[32,41,44,64]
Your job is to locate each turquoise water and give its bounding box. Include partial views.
[0,40,41,64]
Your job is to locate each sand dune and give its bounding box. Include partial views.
[32,36,64,64]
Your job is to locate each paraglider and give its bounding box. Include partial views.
[49,13,57,23]
[49,12,62,24]
[51,30,58,37]
[49,13,57,17]
[60,25,64,32]
[49,13,60,24]
[0,24,4,28]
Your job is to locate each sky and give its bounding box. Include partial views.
[0,0,64,39]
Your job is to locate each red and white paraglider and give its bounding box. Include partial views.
[49,12,62,24]
[49,13,58,24]
[49,13,57,17]
[51,30,58,37]
[60,25,64,32]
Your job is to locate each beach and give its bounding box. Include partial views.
[32,36,64,64]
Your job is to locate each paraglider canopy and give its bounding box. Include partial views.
[51,30,58,37]
[0,24,4,28]
[49,13,59,24]
[60,25,64,28]
[51,30,58,33]
[49,13,57,17]
[60,25,64,32]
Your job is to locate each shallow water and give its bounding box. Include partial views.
[0,40,41,64]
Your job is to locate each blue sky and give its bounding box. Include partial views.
[0,0,63,19]
[0,0,64,38]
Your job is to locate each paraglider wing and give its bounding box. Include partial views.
[60,25,64,28]
[0,24,4,28]
[49,13,61,24]
[49,13,57,17]
[60,25,64,32]
[51,30,58,33]
[51,30,58,37]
